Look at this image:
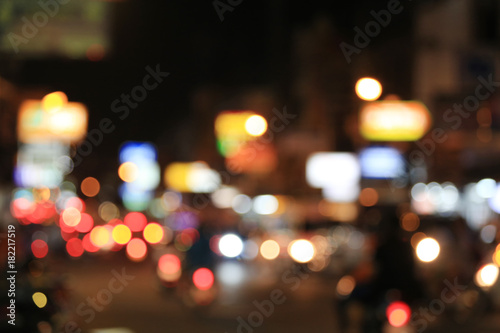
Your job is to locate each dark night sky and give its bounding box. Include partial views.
[2,0,415,179]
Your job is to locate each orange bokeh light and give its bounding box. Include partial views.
[359,188,378,207]
[126,238,148,261]
[118,162,138,183]
[493,244,500,266]
[81,177,100,197]
[401,212,420,232]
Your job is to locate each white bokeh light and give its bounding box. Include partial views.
[216,261,246,286]
[231,194,252,214]
[475,264,499,288]
[288,239,315,263]
[416,237,440,262]
[253,195,279,215]
[355,77,382,101]
[218,234,244,258]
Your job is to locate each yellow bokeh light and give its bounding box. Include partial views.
[355,77,382,101]
[42,91,68,113]
[112,224,132,245]
[164,162,191,192]
[416,237,440,262]
[318,201,358,222]
[90,226,110,247]
[245,115,267,136]
[47,103,88,140]
[288,239,315,263]
[214,111,263,156]
[62,207,81,227]
[18,100,88,144]
[118,162,139,183]
[143,223,164,244]
[33,187,51,202]
[260,239,280,260]
[215,111,255,137]
[493,244,500,266]
[359,101,431,141]
[81,177,100,197]
[32,292,48,308]
[164,161,220,193]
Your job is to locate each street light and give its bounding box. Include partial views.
[355,77,382,101]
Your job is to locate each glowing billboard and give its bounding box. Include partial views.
[306,152,361,203]
[214,111,267,156]
[164,162,221,193]
[18,99,88,144]
[359,101,431,141]
[359,146,405,179]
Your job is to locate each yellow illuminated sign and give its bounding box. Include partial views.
[18,99,88,143]
[215,111,255,138]
[360,101,431,141]
[214,111,267,156]
[164,162,192,192]
[164,161,221,193]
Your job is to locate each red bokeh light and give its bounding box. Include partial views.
[124,212,147,232]
[182,228,200,244]
[209,235,222,255]
[82,233,99,253]
[61,230,78,241]
[192,268,214,290]
[11,197,33,219]
[158,254,181,275]
[75,213,94,233]
[66,238,84,257]
[28,202,55,224]
[108,218,123,226]
[59,214,76,233]
[64,197,85,212]
[31,239,49,258]
[386,301,411,327]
